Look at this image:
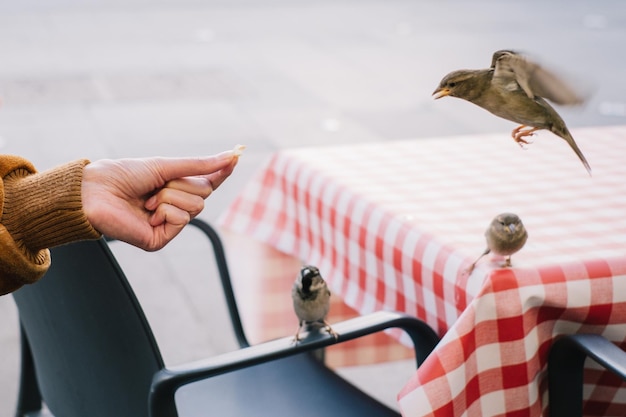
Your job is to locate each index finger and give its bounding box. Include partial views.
[154,146,243,183]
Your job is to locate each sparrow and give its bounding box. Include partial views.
[467,212,528,274]
[433,49,592,175]
[291,265,338,343]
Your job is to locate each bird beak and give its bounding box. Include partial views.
[432,87,450,100]
[508,224,516,233]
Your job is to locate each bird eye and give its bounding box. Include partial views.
[448,82,457,88]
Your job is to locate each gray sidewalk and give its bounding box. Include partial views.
[1,0,625,414]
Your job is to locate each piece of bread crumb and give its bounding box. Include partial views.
[233,144,246,156]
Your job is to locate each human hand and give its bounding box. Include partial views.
[81,148,241,251]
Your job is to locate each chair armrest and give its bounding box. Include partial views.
[548,334,626,417]
[149,310,439,417]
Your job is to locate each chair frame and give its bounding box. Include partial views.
[548,334,626,417]
[14,218,440,417]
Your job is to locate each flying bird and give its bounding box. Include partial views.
[433,49,591,175]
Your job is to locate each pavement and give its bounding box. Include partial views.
[0,0,625,414]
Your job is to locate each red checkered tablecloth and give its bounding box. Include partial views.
[218,125,626,416]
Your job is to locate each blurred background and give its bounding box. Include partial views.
[1,0,624,414]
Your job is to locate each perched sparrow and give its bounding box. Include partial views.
[467,212,528,274]
[433,49,591,175]
[291,265,338,343]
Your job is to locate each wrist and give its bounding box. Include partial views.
[2,159,101,253]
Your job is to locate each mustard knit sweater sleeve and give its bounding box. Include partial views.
[0,156,101,295]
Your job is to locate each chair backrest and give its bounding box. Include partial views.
[13,239,165,417]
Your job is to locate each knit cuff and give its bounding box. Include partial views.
[0,227,50,295]
[3,159,102,251]
[0,159,102,294]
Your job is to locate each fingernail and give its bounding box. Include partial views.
[217,150,235,161]
[216,145,246,161]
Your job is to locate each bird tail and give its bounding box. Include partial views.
[556,128,592,176]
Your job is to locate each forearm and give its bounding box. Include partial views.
[0,157,101,295]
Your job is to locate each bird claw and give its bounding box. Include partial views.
[292,321,338,345]
[511,125,537,149]
[292,322,304,345]
[323,320,339,340]
[326,327,339,340]
[515,136,534,149]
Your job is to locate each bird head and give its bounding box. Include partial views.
[485,212,529,258]
[298,265,322,294]
[432,69,486,101]
[495,213,523,234]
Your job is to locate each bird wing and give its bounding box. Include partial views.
[492,50,586,105]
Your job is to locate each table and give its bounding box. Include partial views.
[218,125,626,416]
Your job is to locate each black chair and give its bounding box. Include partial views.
[13,218,440,417]
[548,334,626,417]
